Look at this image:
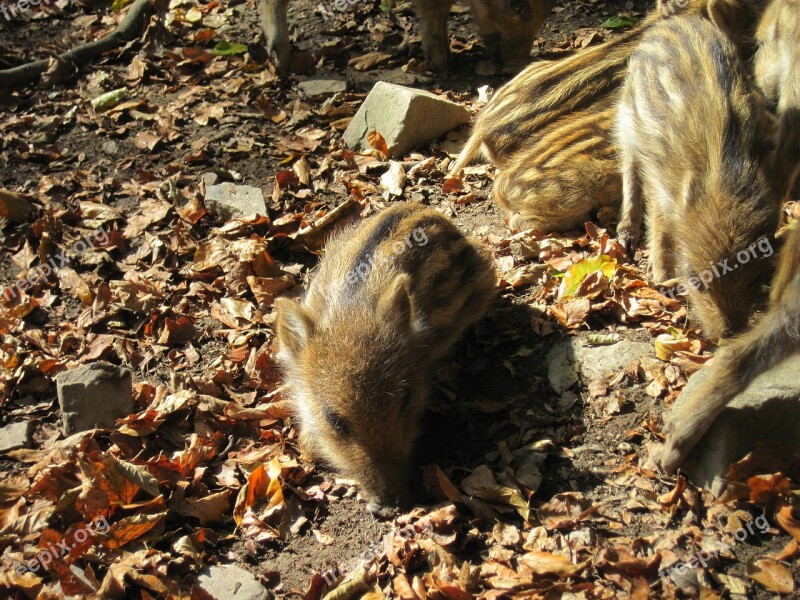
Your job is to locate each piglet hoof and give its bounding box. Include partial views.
[424,43,451,73]
[616,228,637,260]
[269,47,291,77]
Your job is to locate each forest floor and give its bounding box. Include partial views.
[0,0,799,597]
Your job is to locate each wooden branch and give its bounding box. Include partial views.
[0,0,156,89]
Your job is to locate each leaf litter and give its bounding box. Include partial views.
[0,0,798,597]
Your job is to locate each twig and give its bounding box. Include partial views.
[0,0,158,89]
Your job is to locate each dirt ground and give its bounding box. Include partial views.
[1,0,799,598]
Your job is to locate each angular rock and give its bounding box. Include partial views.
[204,183,266,221]
[547,336,653,393]
[196,565,271,600]
[201,171,220,187]
[56,362,133,435]
[343,81,470,158]
[676,354,800,495]
[298,77,347,98]
[0,421,32,453]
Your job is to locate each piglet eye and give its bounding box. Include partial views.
[324,407,351,436]
[507,0,529,16]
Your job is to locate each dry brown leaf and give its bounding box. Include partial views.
[367,130,389,158]
[0,188,35,222]
[775,500,800,542]
[321,564,370,600]
[393,573,419,600]
[380,161,406,196]
[175,490,232,526]
[347,51,392,71]
[422,464,463,503]
[104,512,166,549]
[518,551,587,577]
[658,474,686,506]
[745,558,795,593]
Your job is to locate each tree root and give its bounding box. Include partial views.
[0,0,158,89]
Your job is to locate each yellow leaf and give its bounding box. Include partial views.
[654,332,693,360]
[558,255,617,299]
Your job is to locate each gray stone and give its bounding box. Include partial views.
[204,183,266,221]
[677,354,800,495]
[201,171,220,187]
[298,77,346,98]
[197,565,271,600]
[342,82,470,158]
[0,421,32,453]
[547,336,653,393]
[56,362,133,435]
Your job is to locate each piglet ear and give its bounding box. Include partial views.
[377,274,414,332]
[707,0,745,44]
[274,298,314,363]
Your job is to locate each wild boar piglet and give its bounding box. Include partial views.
[275,204,496,514]
[661,225,800,473]
[754,0,800,198]
[451,0,770,236]
[258,0,553,75]
[616,15,780,338]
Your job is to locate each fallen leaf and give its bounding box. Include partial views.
[745,558,795,593]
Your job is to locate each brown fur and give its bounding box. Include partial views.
[274,204,496,511]
[451,0,770,234]
[615,15,780,339]
[492,96,620,232]
[450,0,717,172]
[436,0,555,72]
[258,0,553,76]
[754,0,800,198]
[660,225,800,473]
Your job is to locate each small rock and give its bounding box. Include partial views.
[0,421,32,453]
[343,81,470,158]
[101,141,118,155]
[547,347,579,394]
[676,354,800,495]
[547,336,653,393]
[298,77,346,98]
[204,183,266,221]
[377,69,422,87]
[201,171,220,187]
[56,362,133,435]
[196,565,271,600]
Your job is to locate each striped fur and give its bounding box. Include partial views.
[754,0,800,198]
[274,204,496,511]
[616,15,781,339]
[492,96,620,232]
[661,226,800,473]
[661,0,800,473]
[451,4,682,172]
[451,0,770,238]
[453,0,769,172]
